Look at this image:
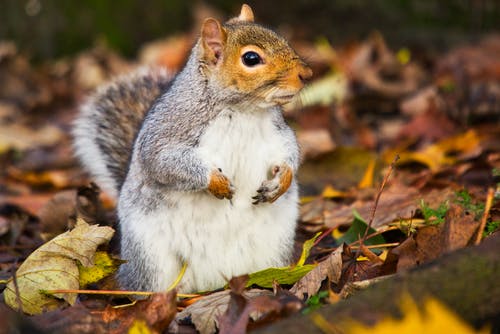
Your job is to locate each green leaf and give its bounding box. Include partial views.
[246,264,317,288]
[337,210,385,246]
[246,232,321,288]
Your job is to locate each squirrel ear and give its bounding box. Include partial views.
[201,18,227,64]
[237,4,254,22]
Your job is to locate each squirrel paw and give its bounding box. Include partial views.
[208,168,234,200]
[252,163,293,204]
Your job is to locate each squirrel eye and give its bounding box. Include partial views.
[242,51,262,67]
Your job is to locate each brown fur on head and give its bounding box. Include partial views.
[200,4,312,106]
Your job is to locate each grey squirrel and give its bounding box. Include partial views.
[73,4,312,292]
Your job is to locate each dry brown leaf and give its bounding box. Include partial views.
[175,289,273,334]
[0,123,64,153]
[290,246,343,300]
[103,291,177,334]
[393,203,480,271]
[337,244,383,292]
[3,218,114,315]
[218,277,302,334]
[38,190,77,241]
[297,129,336,160]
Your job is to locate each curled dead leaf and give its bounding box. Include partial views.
[3,218,114,315]
[290,246,343,300]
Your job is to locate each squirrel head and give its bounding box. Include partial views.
[198,4,312,107]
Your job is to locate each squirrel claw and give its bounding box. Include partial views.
[208,169,234,200]
[252,163,293,205]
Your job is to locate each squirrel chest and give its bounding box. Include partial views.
[117,107,298,292]
[197,107,287,203]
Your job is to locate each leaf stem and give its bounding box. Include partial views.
[356,155,399,257]
[475,187,495,245]
[43,289,199,299]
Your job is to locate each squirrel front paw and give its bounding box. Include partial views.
[208,168,234,200]
[252,163,293,204]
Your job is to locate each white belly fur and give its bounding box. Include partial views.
[124,109,298,292]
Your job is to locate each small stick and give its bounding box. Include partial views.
[350,242,400,250]
[356,155,399,257]
[475,187,495,245]
[314,226,335,247]
[44,289,199,299]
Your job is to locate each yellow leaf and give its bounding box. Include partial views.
[322,185,348,199]
[385,130,481,172]
[3,218,114,315]
[332,228,344,240]
[78,251,122,287]
[396,48,411,65]
[378,250,388,261]
[297,232,322,266]
[357,159,376,189]
[346,295,489,334]
[300,196,317,204]
[128,319,152,334]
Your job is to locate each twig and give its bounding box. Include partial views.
[313,226,335,247]
[475,187,495,245]
[350,242,400,250]
[356,155,399,257]
[44,289,199,299]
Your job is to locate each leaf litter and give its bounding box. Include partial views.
[0,11,499,334]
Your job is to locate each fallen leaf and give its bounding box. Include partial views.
[294,72,347,108]
[7,167,73,189]
[0,123,64,153]
[321,185,348,199]
[175,289,272,334]
[393,203,480,271]
[345,294,489,334]
[103,291,177,334]
[31,302,108,334]
[357,159,376,189]
[336,210,386,247]
[78,251,122,287]
[297,129,336,160]
[245,233,320,288]
[290,246,343,300]
[128,320,153,334]
[38,190,77,241]
[3,218,114,315]
[337,244,382,292]
[219,276,300,334]
[386,129,482,172]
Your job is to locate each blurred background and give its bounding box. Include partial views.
[1,0,499,60]
[0,0,499,204]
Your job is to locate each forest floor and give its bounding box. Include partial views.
[0,27,499,333]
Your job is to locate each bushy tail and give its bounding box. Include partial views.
[73,67,173,198]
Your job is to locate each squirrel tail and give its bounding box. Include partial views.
[72,67,173,198]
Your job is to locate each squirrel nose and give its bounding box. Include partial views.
[298,65,313,84]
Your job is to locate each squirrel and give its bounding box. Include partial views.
[73,4,312,293]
